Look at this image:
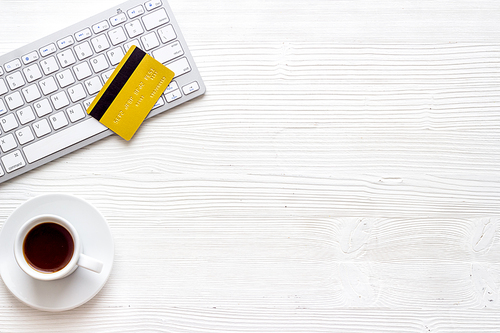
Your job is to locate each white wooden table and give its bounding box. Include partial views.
[1,0,500,331]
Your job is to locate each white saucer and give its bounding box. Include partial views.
[0,194,114,312]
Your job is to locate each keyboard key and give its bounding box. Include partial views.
[83,97,95,110]
[22,51,39,65]
[0,67,3,76]
[164,80,178,93]
[127,5,145,18]
[0,99,7,115]
[167,57,191,77]
[16,106,36,125]
[142,8,169,30]
[40,44,57,57]
[91,35,111,53]
[74,42,94,61]
[24,118,107,163]
[152,41,183,64]
[33,99,53,117]
[57,35,75,49]
[75,28,92,41]
[145,0,162,11]
[141,32,159,50]
[0,113,19,132]
[90,54,109,73]
[101,69,115,82]
[51,91,70,110]
[125,20,144,38]
[56,69,75,88]
[124,39,141,52]
[84,76,103,95]
[110,12,127,26]
[108,27,127,45]
[6,71,25,90]
[0,79,7,95]
[152,96,164,109]
[40,57,60,75]
[23,64,43,83]
[68,84,86,102]
[73,62,93,81]
[158,25,176,43]
[49,111,69,130]
[5,91,24,110]
[164,89,181,103]
[67,104,86,122]
[107,47,125,65]
[1,150,26,173]
[182,81,200,95]
[39,77,58,95]
[33,119,51,137]
[0,134,17,153]
[21,84,41,103]
[92,20,110,34]
[4,59,21,73]
[15,126,35,145]
[57,49,77,67]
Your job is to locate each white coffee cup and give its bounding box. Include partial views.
[14,214,103,281]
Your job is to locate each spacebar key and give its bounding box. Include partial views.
[23,118,108,163]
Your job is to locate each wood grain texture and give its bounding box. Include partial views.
[1,0,500,332]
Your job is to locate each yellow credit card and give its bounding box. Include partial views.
[87,46,174,140]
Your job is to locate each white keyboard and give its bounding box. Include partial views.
[0,0,205,183]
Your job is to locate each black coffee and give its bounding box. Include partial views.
[23,222,74,273]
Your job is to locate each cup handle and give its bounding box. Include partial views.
[78,254,103,273]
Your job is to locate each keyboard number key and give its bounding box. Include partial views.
[91,35,111,53]
[1,150,26,173]
[6,71,26,90]
[49,111,69,130]
[40,57,60,75]
[57,49,77,67]
[23,64,43,83]
[75,42,94,61]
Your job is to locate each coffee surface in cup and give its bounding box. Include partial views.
[23,222,74,273]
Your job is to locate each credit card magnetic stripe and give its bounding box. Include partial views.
[88,46,147,121]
